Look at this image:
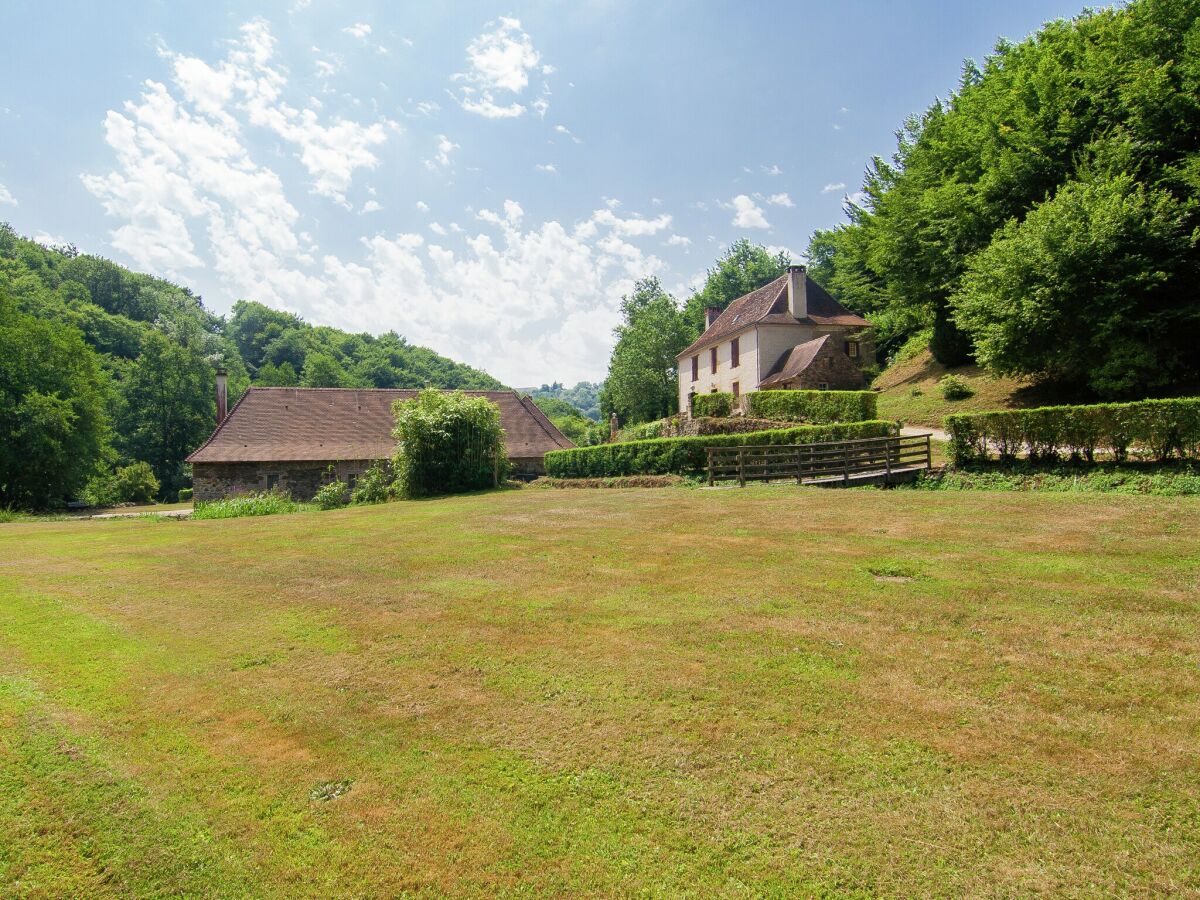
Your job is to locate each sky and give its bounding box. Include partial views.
[0,0,1094,386]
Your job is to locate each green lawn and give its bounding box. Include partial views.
[1,487,1198,896]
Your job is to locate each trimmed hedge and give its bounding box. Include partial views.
[544,420,897,478]
[945,398,1200,465]
[692,392,735,417]
[744,390,877,424]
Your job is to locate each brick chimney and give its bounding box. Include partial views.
[705,306,721,329]
[787,265,807,320]
[215,368,228,425]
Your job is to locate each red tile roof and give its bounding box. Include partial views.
[758,335,831,388]
[186,388,574,464]
[678,273,869,357]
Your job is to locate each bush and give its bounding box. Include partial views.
[191,490,301,520]
[83,461,161,507]
[939,374,975,401]
[692,392,735,418]
[178,487,193,502]
[313,478,350,510]
[545,420,896,478]
[351,462,394,504]
[392,389,508,496]
[744,390,877,424]
[944,398,1200,466]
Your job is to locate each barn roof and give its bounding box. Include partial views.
[678,273,869,358]
[186,388,574,464]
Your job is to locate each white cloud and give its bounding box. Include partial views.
[424,134,458,171]
[535,163,557,174]
[666,234,691,247]
[727,194,770,229]
[342,23,372,40]
[314,59,339,78]
[415,200,430,212]
[429,222,447,236]
[761,164,782,176]
[453,17,543,118]
[361,199,382,213]
[833,123,842,131]
[0,182,16,206]
[821,182,847,194]
[412,99,440,117]
[766,192,793,207]
[158,19,391,207]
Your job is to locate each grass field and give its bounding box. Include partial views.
[2,487,1198,896]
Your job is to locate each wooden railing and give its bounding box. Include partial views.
[706,433,932,487]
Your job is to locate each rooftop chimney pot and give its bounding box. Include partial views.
[215,368,228,426]
[704,306,721,329]
[787,265,807,320]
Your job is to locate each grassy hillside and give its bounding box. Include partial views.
[2,488,1198,895]
[874,348,1062,428]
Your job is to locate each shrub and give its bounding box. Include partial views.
[83,461,161,507]
[545,420,896,478]
[191,490,301,520]
[351,462,393,504]
[313,479,350,510]
[178,487,193,502]
[938,374,975,401]
[692,392,735,418]
[392,389,508,497]
[944,398,1200,466]
[744,390,877,424]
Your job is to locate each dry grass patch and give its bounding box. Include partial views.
[0,486,1198,896]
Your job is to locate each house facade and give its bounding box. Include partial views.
[186,387,574,501]
[676,265,873,414]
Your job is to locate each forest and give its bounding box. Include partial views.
[0,226,501,508]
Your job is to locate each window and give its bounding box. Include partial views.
[818,382,830,391]
[732,381,740,398]
[266,473,279,490]
[710,347,718,374]
[691,355,698,382]
[846,340,859,359]
[731,337,740,368]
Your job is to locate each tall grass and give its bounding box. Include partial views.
[0,507,30,523]
[191,491,306,520]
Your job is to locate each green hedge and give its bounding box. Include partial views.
[692,392,735,417]
[544,420,896,478]
[744,390,877,424]
[945,398,1200,465]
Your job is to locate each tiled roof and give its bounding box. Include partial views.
[186,388,574,464]
[678,273,869,357]
[759,335,831,388]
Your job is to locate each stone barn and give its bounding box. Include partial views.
[186,387,574,501]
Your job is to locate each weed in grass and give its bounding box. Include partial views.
[866,560,925,582]
[310,779,353,802]
[191,490,306,519]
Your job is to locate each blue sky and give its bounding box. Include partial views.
[1,0,1092,385]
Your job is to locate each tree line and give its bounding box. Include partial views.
[0,225,501,508]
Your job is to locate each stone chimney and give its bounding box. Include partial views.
[787,265,807,320]
[705,306,721,329]
[215,368,228,425]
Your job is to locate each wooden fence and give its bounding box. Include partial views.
[706,434,932,487]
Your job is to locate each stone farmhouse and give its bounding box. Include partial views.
[677,265,874,414]
[186,386,574,501]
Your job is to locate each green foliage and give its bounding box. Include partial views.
[178,487,193,502]
[392,389,508,496]
[191,490,302,519]
[681,239,791,336]
[350,462,394,505]
[313,478,350,510]
[602,278,690,425]
[945,398,1200,466]
[692,392,735,418]
[301,352,349,388]
[525,381,602,420]
[805,0,1200,387]
[744,390,877,424]
[544,421,896,478]
[0,292,113,509]
[938,375,974,401]
[84,461,160,507]
[914,463,1200,496]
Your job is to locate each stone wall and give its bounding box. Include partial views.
[783,339,865,390]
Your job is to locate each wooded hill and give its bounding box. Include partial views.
[0,225,501,507]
